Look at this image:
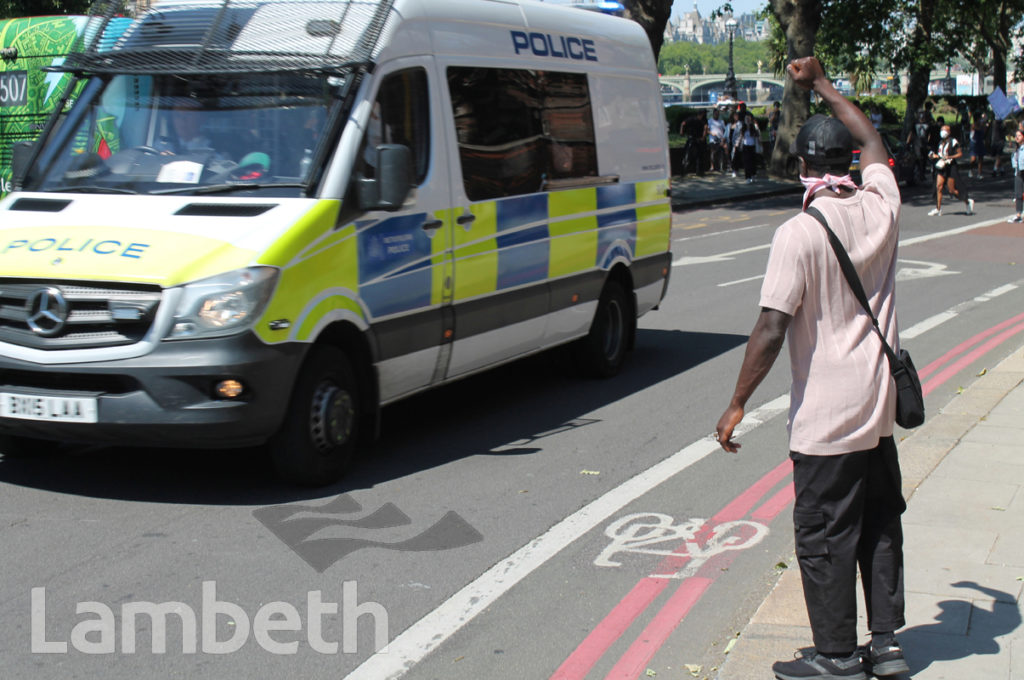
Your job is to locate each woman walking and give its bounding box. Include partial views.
[928,124,974,216]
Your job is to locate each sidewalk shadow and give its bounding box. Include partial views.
[898,580,1021,676]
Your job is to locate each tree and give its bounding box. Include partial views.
[952,0,1024,94]
[1,0,92,17]
[622,0,674,60]
[766,0,822,176]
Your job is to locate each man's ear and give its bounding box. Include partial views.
[798,157,807,177]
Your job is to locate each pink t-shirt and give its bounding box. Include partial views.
[760,163,901,455]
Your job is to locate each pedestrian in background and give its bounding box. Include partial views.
[741,112,760,183]
[990,117,1008,177]
[928,124,974,216]
[1008,128,1024,223]
[869,103,882,130]
[708,107,727,173]
[715,55,910,680]
[728,110,743,178]
[968,112,987,178]
[769,100,781,149]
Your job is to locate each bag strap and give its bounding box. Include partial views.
[805,206,900,370]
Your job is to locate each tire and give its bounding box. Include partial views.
[269,345,361,486]
[575,280,632,378]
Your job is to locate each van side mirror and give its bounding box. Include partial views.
[357,144,412,211]
[11,141,35,189]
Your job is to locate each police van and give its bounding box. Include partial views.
[0,0,672,485]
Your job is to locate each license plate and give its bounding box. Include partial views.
[0,392,98,423]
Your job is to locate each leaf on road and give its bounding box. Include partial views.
[645,669,657,677]
[684,663,702,676]
[992,506,1007,511]
[724,637,738,654]
[774,561,788,570]
[956,386,964,394]
[977,368,988,376]
[580,469,601,475]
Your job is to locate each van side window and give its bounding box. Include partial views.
[360,68,430,184]
[447,67,597,201]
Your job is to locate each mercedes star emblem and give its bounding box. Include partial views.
[26,287,70,337]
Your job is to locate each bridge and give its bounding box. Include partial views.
[660,73,786,106]
[660,69,980,107]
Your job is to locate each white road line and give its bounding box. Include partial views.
[344,396,791,680]
[902,283,1022,340]
[718,274,765,288]
[899,218,1004,246]
[901,311,958,340]
[673,243,771,267]
[975,283,1018,301]
[673,223,771,243]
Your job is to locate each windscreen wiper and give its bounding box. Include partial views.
[45,185,138,194]
[151,182,306,196]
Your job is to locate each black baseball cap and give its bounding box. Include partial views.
[790,114,853,169]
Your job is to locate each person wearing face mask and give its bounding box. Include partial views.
[927,125,974,216]
[715,56,909,680]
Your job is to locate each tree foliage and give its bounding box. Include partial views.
[623,0,674,60]
[658,38,771,76]
[1,0,92,17]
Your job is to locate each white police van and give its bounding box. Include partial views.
[0,0,672,484]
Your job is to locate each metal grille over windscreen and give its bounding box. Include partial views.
[61,0,395,75]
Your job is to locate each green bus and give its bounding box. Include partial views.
[0,15,131,196]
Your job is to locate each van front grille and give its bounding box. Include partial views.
[0,280,162,349]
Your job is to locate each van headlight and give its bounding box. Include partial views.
[166,267,278,339]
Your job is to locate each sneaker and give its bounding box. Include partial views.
[1009,215,1022,223]
[772,650,866,680]
[731,171,737,178]
[968,170,974,178]
[967,198,975,215]
[865,642,910,676]
[927,208,941,216]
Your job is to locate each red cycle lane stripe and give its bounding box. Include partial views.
[549,459,793,680]
[922,318,1024,396]
[917,310,1024,380]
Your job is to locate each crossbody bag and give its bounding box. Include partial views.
[806,206,925,428]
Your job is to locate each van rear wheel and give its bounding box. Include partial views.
[575,280,632,378]
[270,345,360,486]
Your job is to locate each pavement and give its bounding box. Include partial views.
[669,169,800,211]
[669,171,1024,679]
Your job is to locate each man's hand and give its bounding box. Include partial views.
[715,404,744,453]
[787,57,826,92]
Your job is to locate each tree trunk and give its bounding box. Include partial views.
[768,0,822,177]
[901,0,937,141]
[623,0,673,61]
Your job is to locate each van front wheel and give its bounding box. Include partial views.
[576,280,632,378]
[270,345,360,486]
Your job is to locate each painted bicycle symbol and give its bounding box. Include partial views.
[594,512,769,579]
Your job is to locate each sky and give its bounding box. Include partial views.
[669,0,766,20]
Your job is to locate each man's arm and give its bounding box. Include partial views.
[787,57,887,169]
[715,308,792,453]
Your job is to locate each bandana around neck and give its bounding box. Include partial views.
[801,173,857,210]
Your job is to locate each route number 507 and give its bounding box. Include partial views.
[0,71,28,108]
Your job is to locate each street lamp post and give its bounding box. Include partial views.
[724,17,738,101]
